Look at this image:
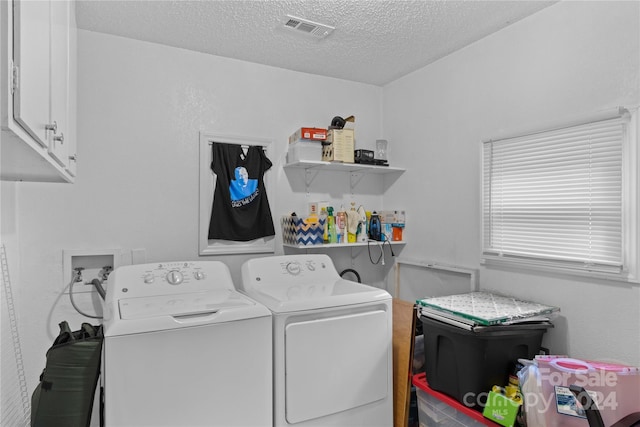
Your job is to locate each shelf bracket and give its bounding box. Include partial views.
[350,172,365,194]
[305,168,321,197]
[350,245,366,261]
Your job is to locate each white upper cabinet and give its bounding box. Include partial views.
[64,13,77,178]
[1,0,76,182]
[48,0,70,168]
[12,0,50,148]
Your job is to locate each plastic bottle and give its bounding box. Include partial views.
[320,208,329,243]
[327,207,337,244]
[336,206,347,244]
[365,211,372,236]
[356,205,367,242]
[347,203,358,243]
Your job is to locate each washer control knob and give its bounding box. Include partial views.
[143,273,155,284]
[194,271,206,280]
[166,270,184,285]
[286,262,301,275]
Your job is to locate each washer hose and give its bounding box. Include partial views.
[69,272,103,319]
[90,278,107,301]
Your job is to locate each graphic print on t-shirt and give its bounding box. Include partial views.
[229,166,258,203]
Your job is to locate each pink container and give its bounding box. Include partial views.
[528,356,640,427]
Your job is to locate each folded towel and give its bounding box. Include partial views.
[346,209,360,233]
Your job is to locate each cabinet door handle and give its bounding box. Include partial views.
[69,154,77,162]
[53,133,64,144]
[45,121,58,133]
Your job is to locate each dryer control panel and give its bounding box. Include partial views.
[242,254,340,286]
[240,254,341,292]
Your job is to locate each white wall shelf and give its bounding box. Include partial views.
[283,159,406,253]
[284,160,405,175]
[284,240,405,249]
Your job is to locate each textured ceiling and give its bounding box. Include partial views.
[75,0,556,86]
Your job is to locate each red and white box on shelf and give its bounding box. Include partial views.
[288,127,327,144]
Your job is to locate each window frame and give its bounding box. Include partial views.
[481,107,639,284]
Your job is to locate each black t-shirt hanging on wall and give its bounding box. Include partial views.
[208,142,276,241]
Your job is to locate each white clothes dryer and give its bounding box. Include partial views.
[102,261,272,427]
[239,254,393,427]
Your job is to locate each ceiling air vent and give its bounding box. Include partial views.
[283,15,334,38]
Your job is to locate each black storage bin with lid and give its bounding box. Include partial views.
[421,315,552,410]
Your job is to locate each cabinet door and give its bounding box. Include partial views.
[48,0,69,167]
[65,9,77,177]
[12,0,51,148]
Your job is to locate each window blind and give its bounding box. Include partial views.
[482,116,625,273]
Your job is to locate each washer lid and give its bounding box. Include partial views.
[245,279,390,313]
[118,289,253,320]
[105,289,271,336]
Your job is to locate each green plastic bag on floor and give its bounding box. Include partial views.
[31,321,103,427]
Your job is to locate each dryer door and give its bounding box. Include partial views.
[284,309,389,424]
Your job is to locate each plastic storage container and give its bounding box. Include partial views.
[523,356,640,427]
[421,315,551,410]
[413,373,500,427]
[287,141,322,163]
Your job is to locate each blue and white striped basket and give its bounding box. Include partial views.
[281,216,326,246]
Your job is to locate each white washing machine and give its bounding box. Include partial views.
[239,254,393,427]
[102,261,272,427]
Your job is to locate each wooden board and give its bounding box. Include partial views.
[393,298,417,427]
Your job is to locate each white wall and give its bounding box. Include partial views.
[4,30,387,393]
[383,1,640,365]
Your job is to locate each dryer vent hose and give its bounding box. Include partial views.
[339,268,361,283]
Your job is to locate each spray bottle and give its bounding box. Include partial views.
[327,207,337,244]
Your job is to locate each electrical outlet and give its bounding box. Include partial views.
[63,249,120,294]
